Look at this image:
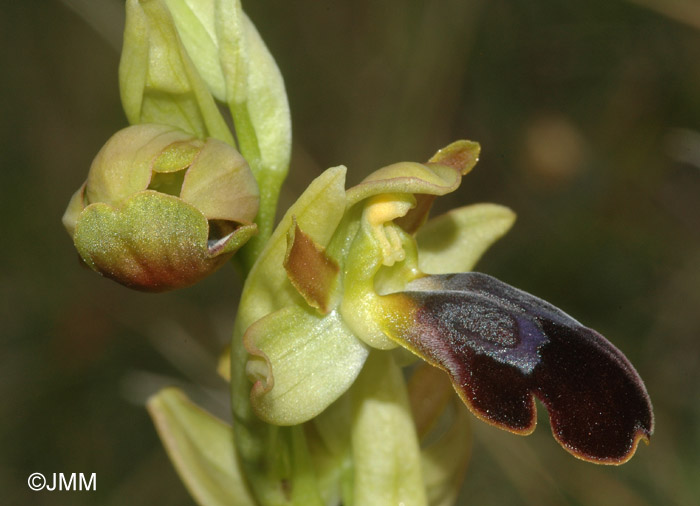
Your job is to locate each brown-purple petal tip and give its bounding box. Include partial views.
[284,219,339,313]
[397,272,654,464]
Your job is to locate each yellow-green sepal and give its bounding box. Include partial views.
[244,306,368,425]
[228,166,349,505]
[416,203,516,274]
[237,166,348,331]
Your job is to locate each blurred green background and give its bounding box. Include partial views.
[2,0,699,505]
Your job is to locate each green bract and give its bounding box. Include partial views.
[62,123,259,292]
[148,388,257,506]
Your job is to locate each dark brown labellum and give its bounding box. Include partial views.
[397,272,654,464]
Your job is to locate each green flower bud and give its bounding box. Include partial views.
[63,123,259,292]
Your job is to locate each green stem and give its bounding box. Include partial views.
[231,101,287,273]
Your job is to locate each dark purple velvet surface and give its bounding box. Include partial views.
[402,272,654,463]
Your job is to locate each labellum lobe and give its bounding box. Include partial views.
[382,272,654,464]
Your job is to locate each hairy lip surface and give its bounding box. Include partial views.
[392,272,654,463]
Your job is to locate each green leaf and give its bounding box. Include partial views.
[416,203,516,274]
[119,0,234,145]
[244,306,368,425]
[147,388,256,506]
[350,352,427,506]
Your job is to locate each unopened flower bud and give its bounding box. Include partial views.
[63,123,259,292]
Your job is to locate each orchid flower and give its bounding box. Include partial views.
[241,139,652,458]
[211,140,652,505]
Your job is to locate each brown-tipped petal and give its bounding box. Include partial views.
[284,220,340,313]
[383,272,654,464]
[396,140,482,233]
[345,162,464,207]
[428,140,480,175]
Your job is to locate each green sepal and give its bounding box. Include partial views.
[119,0,234,145]
[350,352,427,506]
[86,124,193,207]
[229,166,348,505]
[73,191,254,292]
[416,203,516,274]
[237,166,348,331]
[147,388,256,506]
[180,137,259,223]
[244,306,368,426]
